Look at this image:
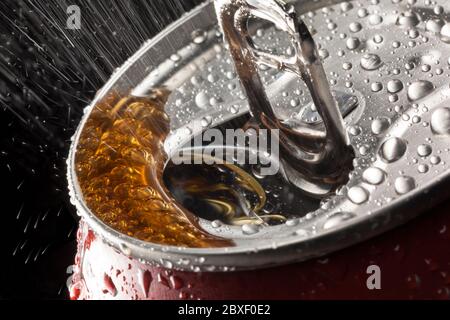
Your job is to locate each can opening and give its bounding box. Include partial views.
[163,113,321,227]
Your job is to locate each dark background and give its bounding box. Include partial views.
[0,0,203,300]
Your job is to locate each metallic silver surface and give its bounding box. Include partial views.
[214,0,354,195]
[68,0,450,272]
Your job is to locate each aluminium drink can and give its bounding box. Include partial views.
[67,0,450,299]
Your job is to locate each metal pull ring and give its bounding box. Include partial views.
[214,0,354,196]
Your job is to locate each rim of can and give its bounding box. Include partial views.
[67,0,450,272]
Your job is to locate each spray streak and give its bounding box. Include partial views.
[1,0,203,146]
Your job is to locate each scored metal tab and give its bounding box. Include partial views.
[214,0,355,195]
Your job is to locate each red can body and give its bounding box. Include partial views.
[69,199,450,300]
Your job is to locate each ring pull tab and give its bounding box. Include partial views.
[214,0,355,196]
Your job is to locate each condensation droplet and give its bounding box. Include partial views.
[369,15,383,26]
[387,79,404,93]
[395,176,416,195]
[242,224,259,235]
[340,2,353,12]
[119,243,131,256]
[230,105,239,114]
[371,117,391,135]
[192,29,207,44]
[346,37,360,50]
[286,219,299,227]
[441,23,450,44]
[323,212,356,230]
[430,156,441,165]
[417,144,432,157]
[373,34,384,44]
[139,270,152,298]
[380,137,407,163]
[426,19,444,34]
[349,22,363,33]
[211,220,222,228]
[319,48,330,60]
[371,82,383,92]
[195,91,209,109]
[396,12,420,28]
[294,229,309,237]
[348,125,362,136]
[418,164,429,173]
[407,80,434,101]
[361,54,383,71]
[363,167,386,185]
[431,107,450,135]
[170,54,181,62]
[201,116,212,128]
[357,8,368,18]
[347,186,369,204]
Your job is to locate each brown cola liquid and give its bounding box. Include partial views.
[75,90,238,248]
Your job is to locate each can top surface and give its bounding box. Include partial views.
[68,0,450,271]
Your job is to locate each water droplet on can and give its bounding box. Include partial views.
[371,117,391,135]
[169,275,184,290]
[441,23,450,44]
[395,176,416,195]
[323,212,356,230]
[387,79,404,93]
[170,54,181,62]
[211,220,223,228]
[343,62,353,70]
[103,274,117,297]
[418,164,429,173]
[380,137,407,163]
[431,107,450,135]
[195,91,210,109]
[340,2,353,12]
[373,34,384,44]
[426,19,444,34]
[417,144,432,157]
[230,105,239,114]
[396,12,420,28]
[357,8,368,18]
[242,224,259,235]
[371,82,383,92]
[363,167,386,185]
[430,156,441,165]
[319,48,330,59]
[349,22,363,33]
[348,125,362,136]
[294,229,309,237]
[192,29,207,44]
[119,243,131,256]
[361,54,383,71]
[286,219,299,227]
[346,37,360,50]
[347,186,369,204]
[369,15,383,26]
[407,80,434,101]
[139,270,152,298]
[201,116,212,127]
